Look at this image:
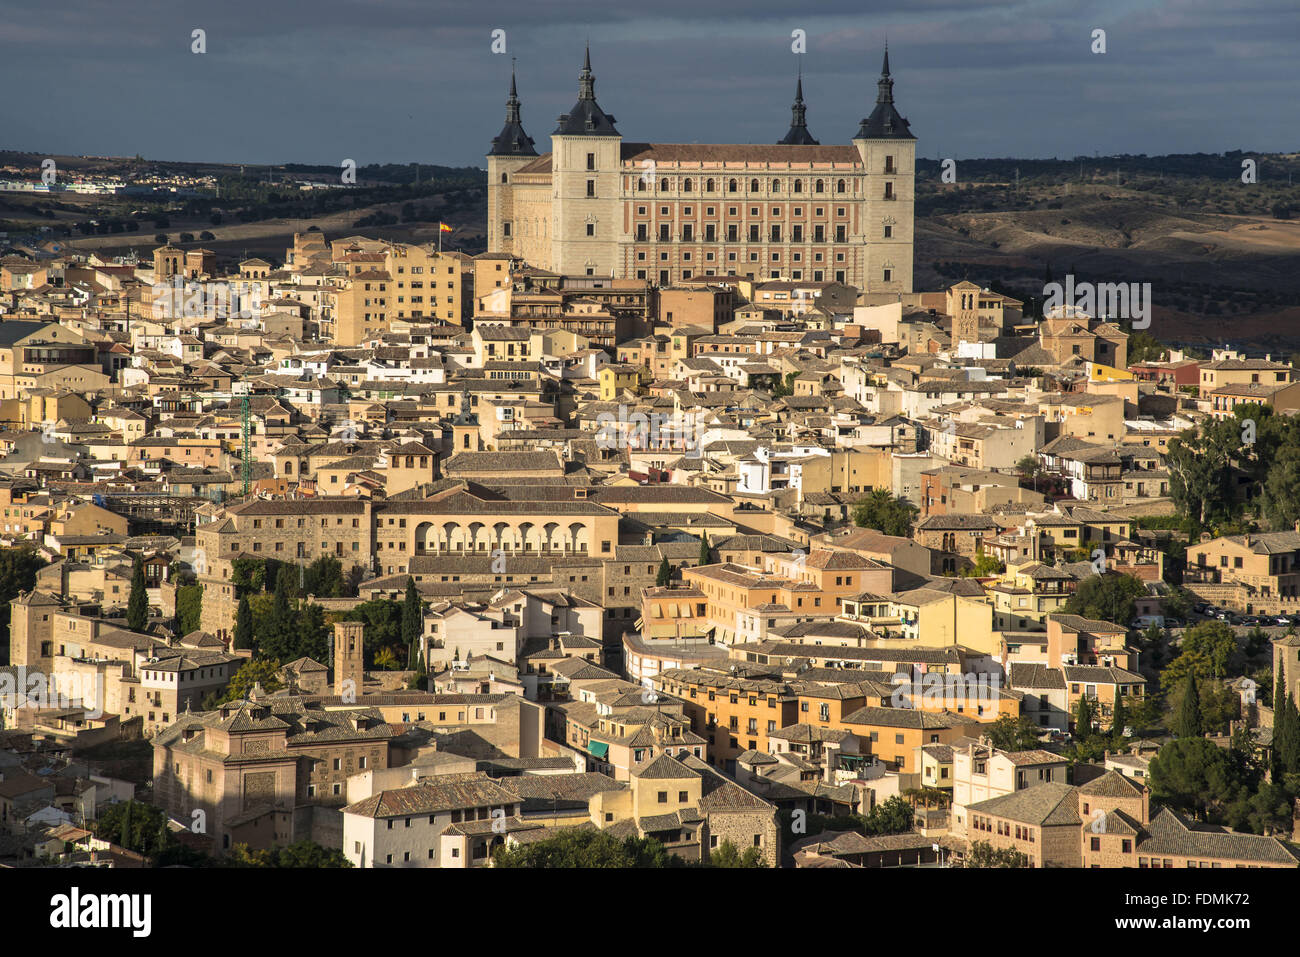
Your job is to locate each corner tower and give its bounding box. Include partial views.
[853,47,916,295]
[550,46,622,278]
[777,71,819,145]
[487,63,538,256]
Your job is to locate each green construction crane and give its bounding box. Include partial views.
[241,395,252,496]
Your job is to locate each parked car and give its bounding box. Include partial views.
[1276,616,1293,627]
[1164,618,1184,629]
[1131,614,1165,630]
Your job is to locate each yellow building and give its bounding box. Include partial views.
[598,363,641,401]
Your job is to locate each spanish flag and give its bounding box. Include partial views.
[439,222,453,233]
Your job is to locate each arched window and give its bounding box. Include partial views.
[500,173,508,183]
[638,179,646,191]
[749,178,759,193]
[661,178,669,192]
[815,179,824,193]
[706,178,715,192]
[683,178,693,192]
[836,179,846,193]
[771,179,781,192]
[728,178,738,193]
[793,179,803,193]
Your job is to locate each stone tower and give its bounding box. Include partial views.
[450,386,480,453]
[7,590,60,669]
[1273,633,1300,711]
[550,46,622,278]
[486,62,538,257]
[333,620,364,700]
[853,47,916,295]
[950,280,982,349]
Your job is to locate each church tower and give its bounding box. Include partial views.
[486,63,538,256]
[853,48,916,295]
[777,71,819,145]
[333,620,364,699]
[550,46,622,278]
[450,386,481,453]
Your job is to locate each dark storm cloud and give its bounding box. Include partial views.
[0,0,1294,166]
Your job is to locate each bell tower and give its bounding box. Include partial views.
[333,620,364,699]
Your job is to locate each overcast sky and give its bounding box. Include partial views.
[0,0,1294,168]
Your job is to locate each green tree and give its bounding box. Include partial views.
[1074,695,1096,738]
[1174,673,1202,738]
[962,552,1005,577]
[851,488,919,537]
[961,841,1029,868]
[233,596,255,651]
[1178,620,1237,678]
[1015,454,1040,480]
[655,557,672,587]
[303,555,343,598]
[293,602,330,664]
[1165,416,1245,527]
[225,840,352,867]
[698,532,711,566]
[401,577,423,670]
[492,828,677,868]
[231,557,267,597]
[259,569,297,661]
[707,840,765,867]
[1148,737,1239,821]
[342,598,404,667]
[987,715,1043,752]
[0,545,46,655]
[1060,571,1148,625]
[127,556,149,632]
[1273,662,1300,779]
[861,795,914,836]
[176,584,203,636]
[94,799,175,858]
[1110,693,1128,740]
[1261,444,1300,530]
[217,658,284,704]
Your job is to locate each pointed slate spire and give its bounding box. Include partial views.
[579,44,595,100]
[778,68,819,145]
[488,61,537,156]
[855,46,914,140]
[555,46,619,135]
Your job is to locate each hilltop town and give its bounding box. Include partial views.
[0,50,1298,873]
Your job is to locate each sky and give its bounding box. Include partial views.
[0,0,1295,169]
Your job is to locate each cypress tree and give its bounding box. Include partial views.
[1074,695,1094,738]
[1174,673,1202,738]
[655,557,672,587]
[698,532,710,566]
[1111,693,1128,739]
[402,577,423,670]
[1275,661,1300,778]
[233,595,254,651]
[127,556,148,632]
